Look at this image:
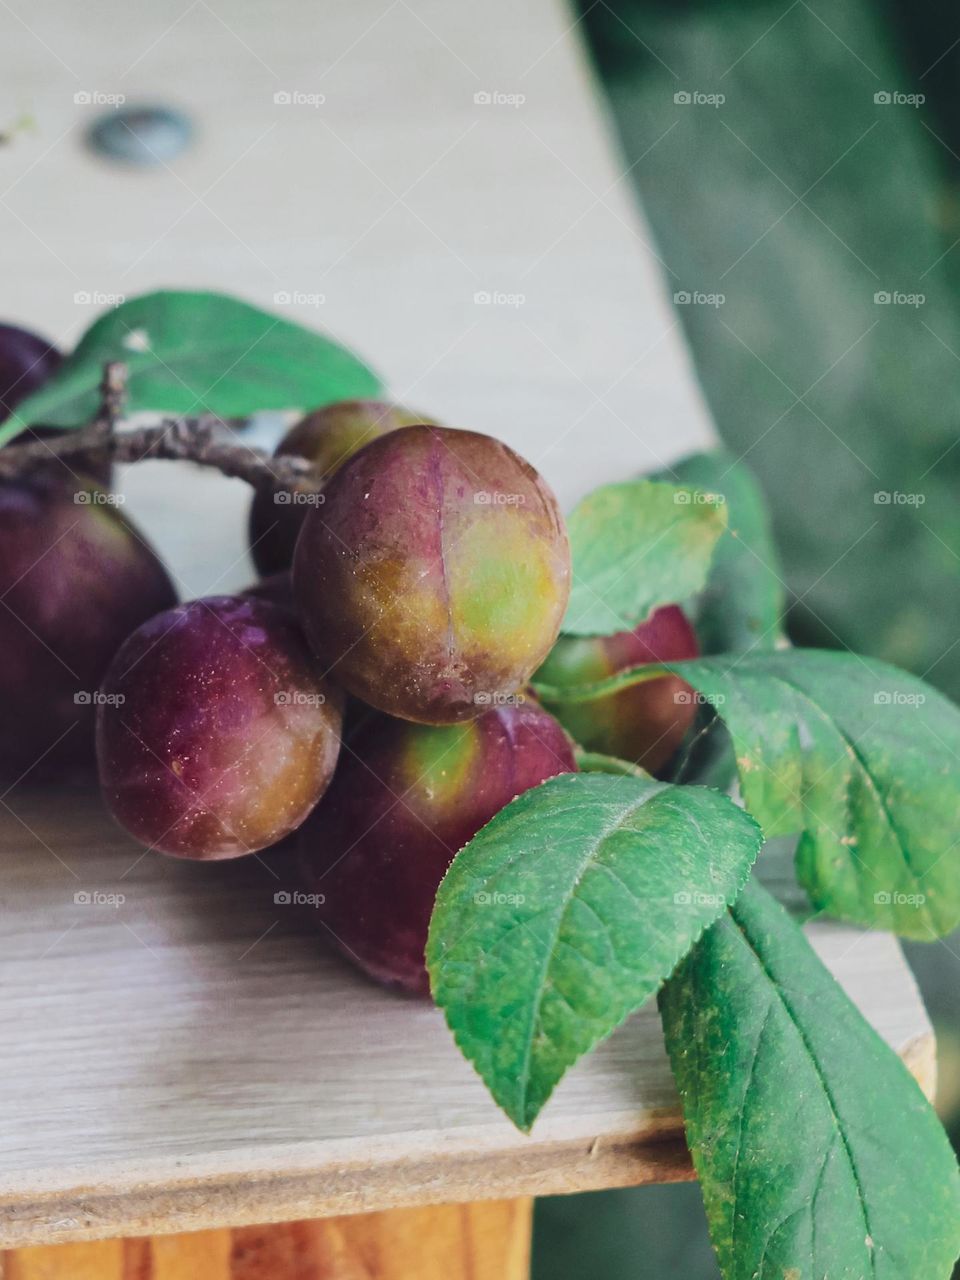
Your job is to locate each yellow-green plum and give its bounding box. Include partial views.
[536,605,700,774]
[96,596,343,859]
[298,699,577,994]
[0,473,176,778]
[293,425,571,724]
[249,400,431,576]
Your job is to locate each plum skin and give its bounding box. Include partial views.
[0,322,62,416]
[249,400,431,576]
[293,425,571,725]
[535,605,700,774]
[96,596,344,859]
[0,473,176,778]
[299,699,577,994]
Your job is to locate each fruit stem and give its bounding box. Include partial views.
[0,362,318,494]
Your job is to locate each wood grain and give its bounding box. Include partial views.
[2,1200,532,1279]
[0,785,933,1247]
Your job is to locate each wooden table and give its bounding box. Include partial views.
[0,0,936,1274]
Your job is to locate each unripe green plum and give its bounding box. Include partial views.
[96,596,344,859]
[0,473,176,778]
[249,400,431,575]
[299,699,577,993]
[293,425,571,724]
[536,605,700,774]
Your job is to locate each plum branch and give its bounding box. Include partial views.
[0,362,318,494]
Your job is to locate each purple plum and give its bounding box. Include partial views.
[293,425,571,724]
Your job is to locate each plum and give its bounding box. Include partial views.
[0,322,62,417]
[0,473,176,778]
[242,571,295,612]
[294,425,571,724]
[535,604,700,774]
[97,596,343,859]
[249,399,431,575]
[299,699,576,993]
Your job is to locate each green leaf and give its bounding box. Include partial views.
[659,880,960,1280]
[0,290,381,443]
[573,749,652,778]
[536,650,960,938]
[563,479,726,636]
[654,449,786,655]
[426,771,762,1131]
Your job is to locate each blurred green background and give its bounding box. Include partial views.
[533,1,960,1273]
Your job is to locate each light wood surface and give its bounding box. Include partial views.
[0,785,934,1248]
[2,1199,532,1279]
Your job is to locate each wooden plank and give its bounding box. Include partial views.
[0,786,932,1247]
[2,1200,532,1279]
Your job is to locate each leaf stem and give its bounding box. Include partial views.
[0,361,318,494]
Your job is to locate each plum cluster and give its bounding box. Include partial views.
[1,328,699,992]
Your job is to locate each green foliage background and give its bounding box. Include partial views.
[533,2,960,1275]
